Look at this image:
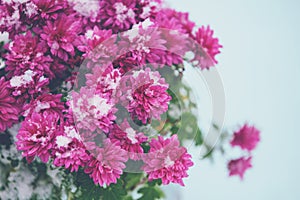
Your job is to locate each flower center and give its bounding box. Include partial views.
[125,127,138,144]
[164,156,174,168]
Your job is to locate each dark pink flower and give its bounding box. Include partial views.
[22,93,65,119]
[230,124,260,151]
[39,14,82,61]
[0,2,27,39]
[192,26,222,69]
[23,1,39,20]
[113,51,145,73]
[16,112,60,163]
[117,25,167,69]
[152,9,195,35]
[85,66,122,102]
[109,119,148,160]
[0,77,20,132]
[53,125,90,172]
[228,157,252,180]
[68,0,99,22]
[33,0,65,20]
[135,0,162,21]
[5,32,53,78]
[77,27,117,67]
[142,135,193,186]
[99,0,138,33]
[121,68,171,124]
[70,86,117,133]
[9,70,50,103]
[84,139,128,186]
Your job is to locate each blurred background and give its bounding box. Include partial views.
[163,0,300,199]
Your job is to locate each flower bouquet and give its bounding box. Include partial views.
[0,0,260,199]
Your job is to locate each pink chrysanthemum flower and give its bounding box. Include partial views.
[53,125,90,172]
[136,0,162,20]
[39,14,82,61]
[77,27,117,67]
[0,2,26,39]
[117,24,167,69]
[0,77,20,132]
[85,66,122,102]
[109,119,148,160]
[84,139,128,186]
[121,68,171,124]
[152,9,195,35]
[9,70,50,103]
[70,86,117,133]
[192,26,222,69]
[113,50,145,73]
[146,9,194,66]
[228,157,252,180]
[33,0,65,20]
[23,1,39,20]
[22,93,65,119]
[67,0,99,22]
[5,32,53,78]
[16,112,60,163]
[142,135,193,186]
[99,0,138,33]
[230,124,260,151]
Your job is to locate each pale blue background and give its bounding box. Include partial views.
[165,0,300,200]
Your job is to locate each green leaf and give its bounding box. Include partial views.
[123,196,134,200]
[74,171,128,200]
[201,148,214,160]
[123,173,144,190]
[194,128,204,146]
[102,180,127,200]
[74,170,102,200]
[176,112,201,143]
[170,125,180,135]
[148,179,162,187]
[137,185,164,200]
[141,143,150,153]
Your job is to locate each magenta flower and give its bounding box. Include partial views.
[84,139,128,186]
[22,1,39,20]
[0,2,26,39]
[77,27,117,67]
[142,135,193,186]
[85,66,122,102]
[53,125,90,172]
[152,9,195,35]
[22,93,65,119]
[9,70,50,103]
[70,86,117,133]
[32,0,65,20]
[5,32,53,78]
[67,0,99,21]
[16,112,60,163]
[0,77,20,132]
[230,124,261,151]
[113,51,146,74]
[228,157,252,180]
[117,25,167,69]
[109,119,148,160]
[99,0,138,33]
[135,0,162,21]
[39,14,82,61]
[121,68,171,124]
[192,26,222,69]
